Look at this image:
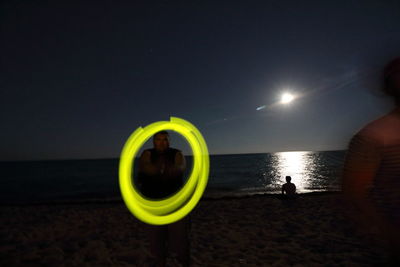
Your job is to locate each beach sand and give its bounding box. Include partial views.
[1,192,391,266]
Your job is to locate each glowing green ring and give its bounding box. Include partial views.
[119,117,209,225]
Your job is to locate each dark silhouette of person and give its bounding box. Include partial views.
[342,57,400,265]
[281,176,296,197]
[137,131,190,267]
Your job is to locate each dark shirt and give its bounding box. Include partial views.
[137,148,184,199]
[282,182,296,195]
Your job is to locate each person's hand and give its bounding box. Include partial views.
[164,165,182,177]
[154,157,166,173]
[160,163,165,174]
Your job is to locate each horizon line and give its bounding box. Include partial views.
[0,149,348,162]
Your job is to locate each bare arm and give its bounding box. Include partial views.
[342,133,383,232]
[165,151,186,177]
[342,134,380,200]
[174,151,186,173]
[138,150,160,176]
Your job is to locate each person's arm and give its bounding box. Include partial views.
[281,184,285,195]
[165,151,186,177]
[174,151,186,173]
[342,132,384,233]
[138,150,160,176]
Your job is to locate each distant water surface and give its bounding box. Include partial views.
[0,151,346,204]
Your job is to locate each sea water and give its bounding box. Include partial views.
[0,151,346,204]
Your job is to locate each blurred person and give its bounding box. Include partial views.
[137,131,190,267]
[342,57,400,265]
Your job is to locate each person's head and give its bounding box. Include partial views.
[383,57,400,106]
[153,131,170,152]
[285,176,292,183]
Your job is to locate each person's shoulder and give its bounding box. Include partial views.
[355,108,400,144]
[350,129,382,150]
[141,149,152,156]
[356,120,384,139]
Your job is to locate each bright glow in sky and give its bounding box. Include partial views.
[1,0,399,160]
[280,93,295,104]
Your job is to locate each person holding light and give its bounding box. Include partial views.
[137,131,190,267]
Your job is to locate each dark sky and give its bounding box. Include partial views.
[1,0,400,161]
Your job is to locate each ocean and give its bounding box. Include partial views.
[0,151,346,204]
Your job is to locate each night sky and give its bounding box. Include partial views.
[1,0,399,161]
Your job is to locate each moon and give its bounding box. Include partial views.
[280,93,294,104]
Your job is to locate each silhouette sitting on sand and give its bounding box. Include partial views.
[137,130,190,267]
[281,176,296,198]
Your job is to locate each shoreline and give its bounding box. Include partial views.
[0,190,341,207]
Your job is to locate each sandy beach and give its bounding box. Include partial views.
[1,192,391,266]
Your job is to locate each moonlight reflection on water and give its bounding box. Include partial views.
[273,151,318,193]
